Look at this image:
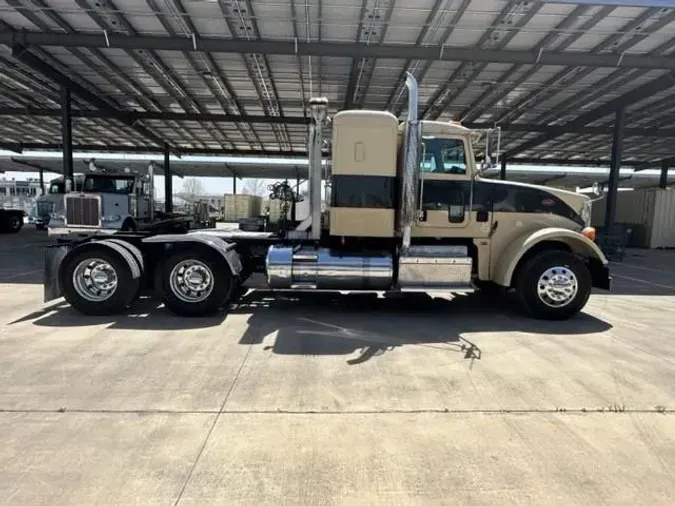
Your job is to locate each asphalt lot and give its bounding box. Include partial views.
[1,227,674,505]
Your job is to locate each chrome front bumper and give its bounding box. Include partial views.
[48,226,118,237]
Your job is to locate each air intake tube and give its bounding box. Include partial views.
[399,72,420,251]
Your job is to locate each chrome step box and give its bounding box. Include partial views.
[397,245,473,290]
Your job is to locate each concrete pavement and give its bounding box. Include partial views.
[0,230,674,505]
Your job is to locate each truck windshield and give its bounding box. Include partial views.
[83,176,135,194]
[49,183,64,194]
[420,138,467,175]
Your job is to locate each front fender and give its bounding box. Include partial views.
[142,232,243,276]
[493,227,608,287]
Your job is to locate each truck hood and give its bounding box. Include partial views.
[480,177,589,215]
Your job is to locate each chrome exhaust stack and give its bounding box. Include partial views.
[309,97,329,240]
[399,72,420,251]
[292,97,328,240]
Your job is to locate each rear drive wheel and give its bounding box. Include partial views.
[61,246,140,315]
[158,249,234,317]
[514,251,591,320]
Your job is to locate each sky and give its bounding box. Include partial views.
[0,150,298,199]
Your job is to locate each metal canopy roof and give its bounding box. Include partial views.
[0,0,674,168]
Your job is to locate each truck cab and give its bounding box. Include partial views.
[31,175,83,229]
[48,170,154,235]
[411,120,596,288]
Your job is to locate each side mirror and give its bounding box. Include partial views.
[592,181,603,197]
[473,127,501,176]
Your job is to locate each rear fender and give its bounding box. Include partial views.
[142,233,243,276]
[44,244,70,303]
[44,240,143,303]
[492,227,608,287]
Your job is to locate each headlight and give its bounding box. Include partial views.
[581,200,592,228]
[101,215,122,222]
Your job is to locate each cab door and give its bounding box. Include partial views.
[413,135,492,239]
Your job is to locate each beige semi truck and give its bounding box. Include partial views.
[43,74,610,320]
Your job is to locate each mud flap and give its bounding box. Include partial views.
[44,244,70,303]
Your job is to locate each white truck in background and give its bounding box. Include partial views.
[48,167,155,235]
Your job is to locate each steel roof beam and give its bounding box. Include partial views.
[1,107,674,138]
[0,141,22,153]
[4,1,172,140]
[217,0,292,151]
[344,0,396,110]
[496,8,675,126]
[11,45,180,156]
[0,107,310,124]
[74,0,209,150]
[146,0,234,150]
[459,4,594,123]
[424,0,543,120]
[382,0,446,113]
[5,32,675,70]
[505,70,675,157]
[8,142,311,157]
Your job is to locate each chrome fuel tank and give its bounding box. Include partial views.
[266,246,393,290]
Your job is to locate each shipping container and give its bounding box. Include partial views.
[650,189,675,248]
[591,189,675,248]
[591,190,656,228]
[221,194,262,222]
[265,199,291,223]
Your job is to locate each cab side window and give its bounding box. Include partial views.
[440,140,466,174]
[420,138,467,175]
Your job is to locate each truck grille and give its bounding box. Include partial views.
[65,196,100,226]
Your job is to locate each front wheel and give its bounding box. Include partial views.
[158,249,234,317]
[514,251,592,320]
[8,215,23,233]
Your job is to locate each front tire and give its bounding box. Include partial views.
[158,249,234,317]
[8,215,23,233]
[514,251,591,320]
[60,246,140,316]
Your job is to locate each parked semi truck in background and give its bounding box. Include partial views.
[43,74,610,321]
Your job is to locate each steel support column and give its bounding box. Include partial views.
[660,159,669,189]
[60,86,73,188]
[39,168,44,195]
[232,176,236,195]
[164,143,172,213]
[604,108,625,231]
[500,158,507,180]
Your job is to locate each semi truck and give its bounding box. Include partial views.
[47,165,155,235]
[43,74,610,320]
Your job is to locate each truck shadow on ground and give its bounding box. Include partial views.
[230,290,612,364]
[14,290,612,364]
[11,297,226,331]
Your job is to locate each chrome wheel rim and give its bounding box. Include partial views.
[537,266,578,308]
[72,258,118,302]
[169,259,214,303]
